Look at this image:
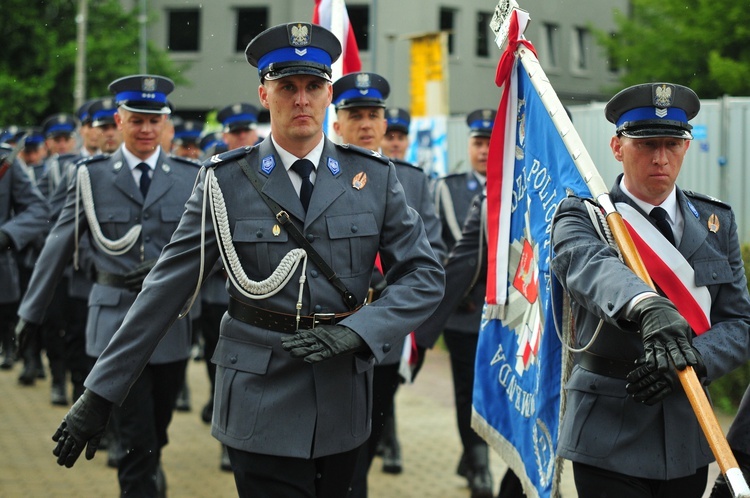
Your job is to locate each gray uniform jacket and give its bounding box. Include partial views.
[727,385,750,454]
[18,148,200,363]
[83,137,445,459]
[0,156,51,304]
[377,157,445,365]
[550,175,750,480]
[432,171,484,333]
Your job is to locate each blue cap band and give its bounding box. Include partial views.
[46,123,75,135]
[257,47,332,75]
[334,88,385,106]
[92,109,116,122]
[468,119,493,131]
[387,118,409,128]
[616,106,688,129]
[223,113,258,125]
[115,91,168,105]
[176,130,202,139]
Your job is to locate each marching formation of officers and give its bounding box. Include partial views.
[0,34,502,498]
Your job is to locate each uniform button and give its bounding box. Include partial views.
[712,272,718,279]
[306,233,315,242]
[256,230,263,238]
[351,225,358,233]
[143,213,150,219]
[382,343,392,353]
[314,304,323,313]
[589,383,597,391]
[310,270,319,278]
[145,236,151,242]
[230,355,238,364]
[607,302,614,311]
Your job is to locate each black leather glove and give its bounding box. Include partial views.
[0,230,11,251]
[52,389,112,468]
[14,318,39,360]
[281,324,368,363]
[628,296,699,372]
[123,258,157,292]
[626,350,706,405]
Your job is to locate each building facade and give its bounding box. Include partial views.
[122,0,629,118]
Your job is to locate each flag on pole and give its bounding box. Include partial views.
[471,10,589,498]
[313,0,362,75]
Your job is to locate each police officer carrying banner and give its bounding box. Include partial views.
[551,82,750,497]
[47,22,444,498]
[17,74,200,497]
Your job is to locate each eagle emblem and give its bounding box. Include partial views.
[653,84,674,108]
[142,77,157,92]
[289,23,311,47]
[356,73,370,89]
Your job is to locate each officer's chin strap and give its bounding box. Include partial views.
[179,167,308,321]
[74,165,142,270]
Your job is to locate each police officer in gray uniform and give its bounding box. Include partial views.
[330,71,445,495]
[17,74,200,497]
[420,110,496,497]
[551,82,750,497]
[48,23,444,498]
[0,144,50,369]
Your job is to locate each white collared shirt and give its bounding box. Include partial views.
[620,181,685,247]
[271,134,325,197]
[122,145,161,186]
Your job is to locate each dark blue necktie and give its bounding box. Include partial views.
[136,162,151,198]
[650,207,675,246]
[291,159,314,212]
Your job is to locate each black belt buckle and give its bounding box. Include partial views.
[312,312,336,327]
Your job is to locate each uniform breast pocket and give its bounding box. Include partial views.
[232,218,290,276]
[160,204,185,232]
[325,213,379,278]
[96,208,131,239]
[694,258,734,287]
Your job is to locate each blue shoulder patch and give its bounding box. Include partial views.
[203,145,255,168]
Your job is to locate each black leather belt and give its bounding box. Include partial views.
[228,297,360,334]
[95,271,128,289]
[578,352,634,380]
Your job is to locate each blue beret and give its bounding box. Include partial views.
[466,109,496,138]
[108,74,175,114]
[245,23,342,82]
[605,82,700,139]
[333,72,390,110]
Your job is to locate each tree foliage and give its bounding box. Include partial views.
[596,0,750,98]
[0,0,187,127]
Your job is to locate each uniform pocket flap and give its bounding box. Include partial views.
[97,208,130,223]
[326,213,378,240]
[566,365,628,398]
[232,218,289,243]
[160,204,185,222]
[88,285,122,307]
[694,258,733,286]
[213,336,272,374]
[354,355,374,374]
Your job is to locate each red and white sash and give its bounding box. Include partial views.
[616,202,712,335]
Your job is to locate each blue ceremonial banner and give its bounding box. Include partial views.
[471,13,589,497]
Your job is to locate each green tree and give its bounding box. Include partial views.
[596,0,750,98]
[0,0,188,127]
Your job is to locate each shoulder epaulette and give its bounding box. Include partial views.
[391,157,424,172]
[683,189,731,210]
[438,171,468,181]
[74,154,108,167]
[336,143,390,164]
[169,154,202,168]
[203,145,255,167]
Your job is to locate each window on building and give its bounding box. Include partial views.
[476,11,493,58]
[572,26,590,71]
[440,7,457,55]
[235,7,268,52]
[347,5,370,52]
[541,23,559,68]
[167,9,200,52]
